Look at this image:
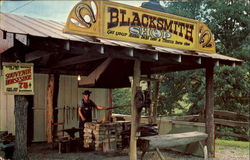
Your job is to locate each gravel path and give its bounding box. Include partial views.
[27,143,249,160]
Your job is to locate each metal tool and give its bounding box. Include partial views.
[106,104,130,110]
[68,106,71,122]
[72,107,75,120]
[63,105,65,124]
[66,106,69,124]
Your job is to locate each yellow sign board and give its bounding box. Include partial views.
[3,62,34,95]
[64,0,216,53]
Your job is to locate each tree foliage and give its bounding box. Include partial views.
[112,88,131,115]
[112,1,250,117]
[158,1,250,115]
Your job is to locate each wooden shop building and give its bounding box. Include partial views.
[0,1,242,159]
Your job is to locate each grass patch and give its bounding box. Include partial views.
[216,139,250,149]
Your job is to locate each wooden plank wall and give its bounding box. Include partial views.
[0,71,15,134]
[57,75,78,129]
[0,73,109,142]
[33,74,48,142]
[57,75,108,129]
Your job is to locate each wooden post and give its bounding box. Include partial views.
[47,74,55,143]
[130,59,141,160]
[205,65,215,157]
[14,95,29,160]
[52,74,60,132]
[147,75,153,124]
[107,88,112,122]
[152,81,160,123]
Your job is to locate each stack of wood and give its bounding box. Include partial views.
[83,121,130,152]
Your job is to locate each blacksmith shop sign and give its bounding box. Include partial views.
[64,0,216,53]
[3,62,34,95]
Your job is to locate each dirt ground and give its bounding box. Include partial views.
[27,143,249,160]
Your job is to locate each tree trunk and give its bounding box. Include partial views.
[129,59,141,160]
[47,74,55,143]
[14,95,29,160]
[205,65,215,158]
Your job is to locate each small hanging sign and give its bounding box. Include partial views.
[2,61,34,95]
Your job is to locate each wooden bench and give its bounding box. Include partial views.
[138,131,208,160]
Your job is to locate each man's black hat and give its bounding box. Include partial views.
[82,90,92,95]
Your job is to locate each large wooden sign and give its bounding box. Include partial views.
[64,0,216,53]
[3,62,34,95]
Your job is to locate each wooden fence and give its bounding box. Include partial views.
[214,110,249,141]
[170,110,249,141]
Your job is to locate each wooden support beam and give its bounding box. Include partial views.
[69,42,103,55]
[130,59,141,160]
[152,80,160,123]
[34,68,89,76]
[14,95,29,160]
[39,55,51,66]
[25,50,52,62]
[46,74,55,143]
[52,74,60,133]
[215,60,220,67]
[51,54,107,68]
[78,58,112,87]
[181,55,203,65]
[135,52,158,62]
[0,31,14,53]
[128,48,134,57]
[150,64,204,73]
[147,74,153,124]
[157,54,183,65]
[177,55,182,63]
[98,45,105,54]
[205,64,215,158]
[64,41,70,51]
[107,47,158,62]
[28,36,65,52]
[215,59,242,66]
[15,34,28,45]
[197,57,202,64]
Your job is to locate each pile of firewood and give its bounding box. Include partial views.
[83,121,130,152]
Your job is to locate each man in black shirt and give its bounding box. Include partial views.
[78,90,108,139]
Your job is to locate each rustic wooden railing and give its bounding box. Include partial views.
[213,110,249,141]
[171,110,249,141]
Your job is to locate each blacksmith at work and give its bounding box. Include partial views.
[78,90,108,140]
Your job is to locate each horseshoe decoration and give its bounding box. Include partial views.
[199,27,213,48]
[70,0,97,29]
